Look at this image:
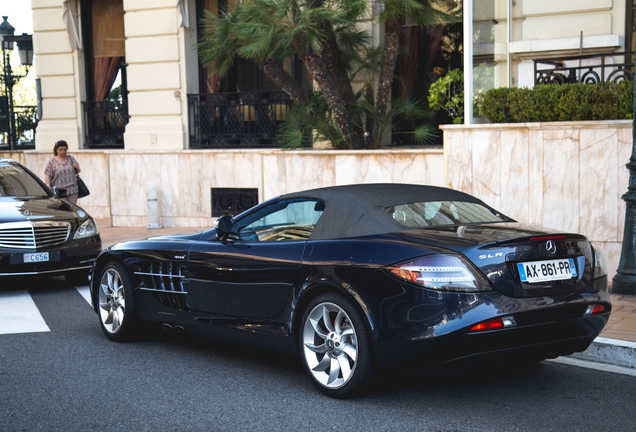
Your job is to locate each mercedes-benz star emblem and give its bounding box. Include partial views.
[546,240,557,255]
[24,210,30,216]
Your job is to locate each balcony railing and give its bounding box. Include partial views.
[82,101,129,148]
[535,52,634,86]
[188,91,292,148]
[0,105,37,150]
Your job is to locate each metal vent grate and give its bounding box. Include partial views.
[212,188,258,217]
[135,261,190,310]
[0,221,70,249]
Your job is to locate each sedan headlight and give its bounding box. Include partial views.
[387,254,493,292]
[591,243,607,278]
[74,218,100,239]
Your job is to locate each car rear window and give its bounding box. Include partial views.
[385,201,509,227]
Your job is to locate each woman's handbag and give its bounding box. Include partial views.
[76,174,90,198]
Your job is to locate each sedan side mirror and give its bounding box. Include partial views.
[214,215,234,238]
[53,186,68,198]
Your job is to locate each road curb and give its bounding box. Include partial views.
[569,337,636,369]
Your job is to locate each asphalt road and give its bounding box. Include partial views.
[1,277,635,432]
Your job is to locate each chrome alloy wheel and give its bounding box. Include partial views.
[98,268,126,334]
[302,302,358,389]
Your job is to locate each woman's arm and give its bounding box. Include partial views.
[44,159,54,187]
[69,155,80,173]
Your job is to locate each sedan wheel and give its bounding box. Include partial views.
[300,293,377,398]
[97,261,138,341]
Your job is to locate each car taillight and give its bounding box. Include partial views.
[387,254,492,292]
[469,316,517,333]
[585,304,607,315]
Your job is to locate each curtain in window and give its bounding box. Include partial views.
[399,26,419,96]
[94,57,123,101]
[92,0,125,101]
[426,25,446,71]
[177,0,190,28]
[62,0,82,50]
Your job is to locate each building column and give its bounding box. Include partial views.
[122,1,195,150]
[32,0,85,151]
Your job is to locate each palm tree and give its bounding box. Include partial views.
[198,0,450,149]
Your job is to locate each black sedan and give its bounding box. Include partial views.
[0,158,101,284]
[89,184,610,398]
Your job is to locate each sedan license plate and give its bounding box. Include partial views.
[23,252,50,263]
[517,258,577,283]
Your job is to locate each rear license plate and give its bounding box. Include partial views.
[23,252,50,263]
[517,258,577,283]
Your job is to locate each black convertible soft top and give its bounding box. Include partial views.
[281,183,492,240]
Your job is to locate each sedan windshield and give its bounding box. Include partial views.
[0,164,50,198]
[385,201,511,227]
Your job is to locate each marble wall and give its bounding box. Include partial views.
[3,120,629,281]
[443,120,633,282]
[1,148,444,228]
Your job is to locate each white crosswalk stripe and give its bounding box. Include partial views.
[0,286,91,335]
[0,290,50,334]
[76,286,92,305]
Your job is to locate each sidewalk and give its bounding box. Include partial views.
[95,217,636,369]
[96,218,201,249]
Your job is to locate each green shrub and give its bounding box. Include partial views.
[480,87,514,123]
[482,80,634,123]
[507,88,538,122]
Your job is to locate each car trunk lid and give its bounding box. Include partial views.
[396,223,593,298]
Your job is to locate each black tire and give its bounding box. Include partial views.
[299,292,378,398]
[64,269,90,286]
[96,261,139,341]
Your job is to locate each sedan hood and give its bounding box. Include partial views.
[397,223,593,298]
[0,197,78,224]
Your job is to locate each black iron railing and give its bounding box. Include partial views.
[82,101,129,148]
[535,52,635,85]
[0,105,37,150]
[211,188,259,216]
[188,91,292,148]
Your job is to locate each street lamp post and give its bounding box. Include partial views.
[0,16,33,150]
[613,75,636,294]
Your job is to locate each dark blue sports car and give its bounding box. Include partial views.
[89,184,610,398]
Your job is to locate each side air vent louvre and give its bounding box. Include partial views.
[135,261,190,310]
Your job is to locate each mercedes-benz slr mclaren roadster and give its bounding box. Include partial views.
[89,184,610,398]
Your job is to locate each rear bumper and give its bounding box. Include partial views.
[367,276,610,372]
[376,311,609,373]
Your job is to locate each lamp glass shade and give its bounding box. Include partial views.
[16,41,33,66]
[1,38,12,51]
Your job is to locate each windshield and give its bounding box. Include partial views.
[385,201,511,227]
[0,163,50,198]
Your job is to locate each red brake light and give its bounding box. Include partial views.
[530,235,567,241]
[585,304,608,316]
[591,304,605,315]
[469,318,505,332]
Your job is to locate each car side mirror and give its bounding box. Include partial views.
[214,215,234,238]
[53,186,68,198]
